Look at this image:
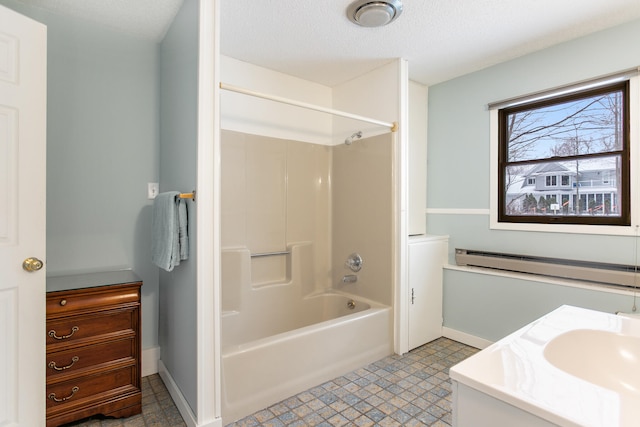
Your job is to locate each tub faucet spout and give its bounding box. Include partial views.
[342,274,358,283]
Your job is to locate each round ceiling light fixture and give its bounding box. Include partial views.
[347,0,403,27]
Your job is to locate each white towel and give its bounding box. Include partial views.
[151,192,189,271]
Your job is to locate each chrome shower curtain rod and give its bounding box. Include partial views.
[220,82,398,132]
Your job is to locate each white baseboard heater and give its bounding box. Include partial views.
[455,248,639,289]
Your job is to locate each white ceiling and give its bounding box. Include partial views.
[18,0,640,86]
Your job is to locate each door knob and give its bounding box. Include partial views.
[23,257,43,272]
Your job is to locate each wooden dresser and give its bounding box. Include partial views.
[46,271,142,427]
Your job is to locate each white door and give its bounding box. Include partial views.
[408,237,446,350]
[0,5,47,426]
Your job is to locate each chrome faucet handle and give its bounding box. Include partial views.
[345,253,363,272]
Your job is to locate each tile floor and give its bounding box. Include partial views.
[225,337,478,427]
[60,337,478,427]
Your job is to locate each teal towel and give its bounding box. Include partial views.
[151,192,189,271]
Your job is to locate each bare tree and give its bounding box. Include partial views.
[503,90,623,216]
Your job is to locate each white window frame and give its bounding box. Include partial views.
[489,72,640,236]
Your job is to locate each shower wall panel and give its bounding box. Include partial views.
[222,130,392,305]
[221,130,331,302]
[286,140,331,290]
[246,134,287,255]
[332,133,394,306]
[221,130,247,249]
[246,134,287,285]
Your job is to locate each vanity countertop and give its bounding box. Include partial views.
[450,305,640,427]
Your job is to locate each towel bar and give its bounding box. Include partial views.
[178,191,196,201]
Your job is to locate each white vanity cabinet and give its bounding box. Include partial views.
[407,235,447,350]
[452,382,558,427]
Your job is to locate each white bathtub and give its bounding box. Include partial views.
[221,291,393,424]
[450,305,640,427]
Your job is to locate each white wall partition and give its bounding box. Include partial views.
[408,81,427,236]
[332,61,401,144]
[158,1,222,426]
[332,60,409,353]
[220,56,333,145]
[158,0,200,420]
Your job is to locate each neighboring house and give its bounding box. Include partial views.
[505,160,619,215]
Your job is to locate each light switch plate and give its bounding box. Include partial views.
[148,182,159,199]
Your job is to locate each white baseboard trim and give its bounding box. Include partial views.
[442,327,493,350]
[159,360,198,427]
[142,346,160,377]
[158,360,223,427]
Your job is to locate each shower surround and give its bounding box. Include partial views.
[220,129,394,423]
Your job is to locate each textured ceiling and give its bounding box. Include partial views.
[17,0,640,86]
[221,0,640,86]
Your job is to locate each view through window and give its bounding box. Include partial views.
[498,81,630,226]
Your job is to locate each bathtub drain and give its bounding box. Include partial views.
[347,300,356,309]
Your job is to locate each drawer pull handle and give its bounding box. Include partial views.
[48,386,79,403]
[59,299,67,306]
[48,356,79,371]
[48,326,79,340]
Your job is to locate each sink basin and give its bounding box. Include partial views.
[544,329,640,396]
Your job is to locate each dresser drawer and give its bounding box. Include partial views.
[46,308,136,347]
[47,284,140,316]
[46,364,138,410]
[46,273,142,425]
[46,338,135,380]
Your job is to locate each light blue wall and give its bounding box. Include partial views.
[443,269,634,342]
[0,0,161,350]
[158,0,199,414]
[428,19,640,342]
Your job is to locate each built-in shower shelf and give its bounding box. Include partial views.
[250,251,290,258]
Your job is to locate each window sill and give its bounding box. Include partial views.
[489,217,638,236]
